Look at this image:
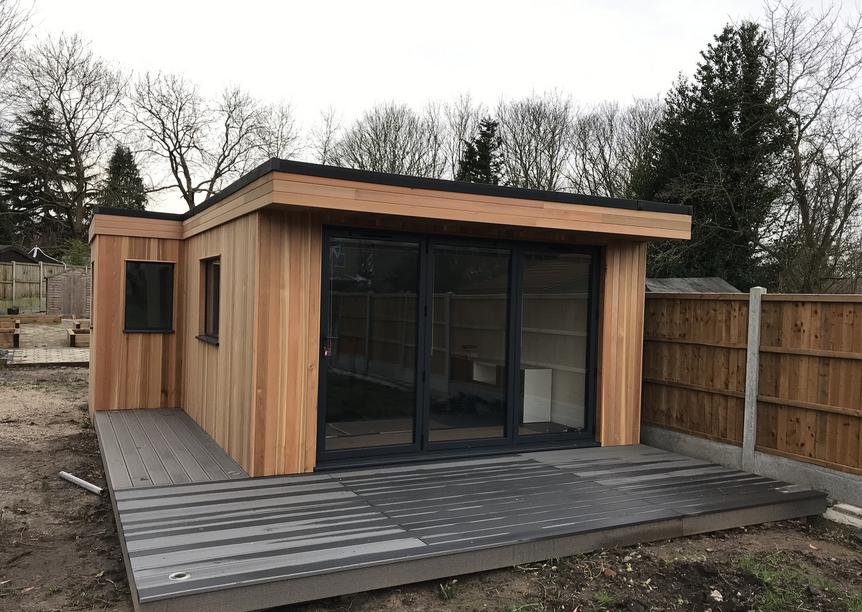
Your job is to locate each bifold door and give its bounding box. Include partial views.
[318,229,599,464]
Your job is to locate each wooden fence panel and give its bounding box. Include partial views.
[756,297,862,475]
[642,295,748,445]
[643,292,862,476]
[0,262,88,313]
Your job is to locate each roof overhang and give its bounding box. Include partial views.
[90,159,692,243]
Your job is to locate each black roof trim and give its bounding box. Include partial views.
[94,158,692,223]
[93,206,185,221]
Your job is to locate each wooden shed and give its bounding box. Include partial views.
[88,159,692,477]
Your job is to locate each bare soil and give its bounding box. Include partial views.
[1,366,860,612]
[0,367,129,612]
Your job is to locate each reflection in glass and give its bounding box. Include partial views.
[519,251,591,436]
[323,238,419,450]
[429,245,510,442]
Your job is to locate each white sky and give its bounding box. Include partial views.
[29,0,829,212]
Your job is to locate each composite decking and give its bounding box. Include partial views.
[95,409,827,612]
[94,409,247,488]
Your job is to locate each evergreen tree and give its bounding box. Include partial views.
[456,117,503,185]
[0,102,73,247]
[98,145,147,210]
[639,23,789,289]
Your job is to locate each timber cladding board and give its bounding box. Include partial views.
[89,235,183,412]
[89,215,183,242]
[180,213,259,472]
[597,242,647,446]
[175,171,691,241]
[251,210,322,476]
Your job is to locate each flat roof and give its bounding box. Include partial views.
[95,158,692,221]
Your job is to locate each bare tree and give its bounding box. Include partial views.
[12,33,125,239]
[765,0,862,291]
[443,94,483,179]
[258,101,302,160]
[132,73,282,209]
[567,99,663,198]
[132,73,207,209]
[0,0,30,113]
[496,92,575,190]
[330,102,447,177]
[309,107,340,165]
[199,86,268,197]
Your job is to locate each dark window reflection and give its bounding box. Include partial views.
[519,251,591,436]
[429,245,510,442]
[323,238,419,450]
[124,261,174,332]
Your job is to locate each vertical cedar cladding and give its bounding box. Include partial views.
[251,209,322,476]
[598,241,647,445]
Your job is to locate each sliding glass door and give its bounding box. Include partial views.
[318,229,599,463]
[428,245,510,443]
[517,251,593,437]
[320,237,420,452]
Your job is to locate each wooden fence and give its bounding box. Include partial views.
[642,292,862,476]
[0,261,89,313]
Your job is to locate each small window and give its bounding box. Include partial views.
[124,261,174,332]
[201,257,220,341]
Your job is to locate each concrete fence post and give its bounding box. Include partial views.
[742,286,766,472]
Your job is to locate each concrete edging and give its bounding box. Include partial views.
[641,424,862,507]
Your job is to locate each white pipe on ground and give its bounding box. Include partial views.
[59,471,103,495]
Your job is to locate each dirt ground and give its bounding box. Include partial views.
[1,366,860,612]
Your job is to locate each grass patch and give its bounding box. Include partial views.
[738,552,842,612]
[593,590,615,608]
[437,581,455,601]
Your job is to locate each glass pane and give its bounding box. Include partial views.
[124,261,174,332]
[429,244,510,442]
[204,259,220,338]
[323,238,419,451]
[519,251,591,436]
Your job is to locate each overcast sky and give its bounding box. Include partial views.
[30,0,833,211]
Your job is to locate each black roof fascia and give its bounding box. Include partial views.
[92,207,185,221]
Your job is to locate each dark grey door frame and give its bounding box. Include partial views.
[316,226,602,467]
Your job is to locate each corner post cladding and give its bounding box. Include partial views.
[598,241,648,446]
[250,209,322,477]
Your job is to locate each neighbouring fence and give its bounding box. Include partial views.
[642,290,862,504]
[46,268,91,317]
[0,261,90,314]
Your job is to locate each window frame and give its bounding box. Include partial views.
[123,259,175,334]
[197,256,221,346]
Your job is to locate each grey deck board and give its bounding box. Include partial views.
[107,412,154,487]
[94,409,247,490]
[124,411,173,486]
[94,416,827,612]
[166,413,246,479]
[135,411,193,485]
[95,414,133,489]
